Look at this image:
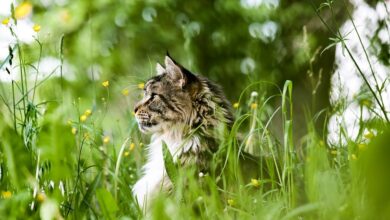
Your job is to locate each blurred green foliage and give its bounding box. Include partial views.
[30,0,343,105]
[2,0,390,220]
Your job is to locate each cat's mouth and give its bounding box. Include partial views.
[135,114,159,133]
[138,121,159,132]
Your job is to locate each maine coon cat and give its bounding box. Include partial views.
[132,55,234,209]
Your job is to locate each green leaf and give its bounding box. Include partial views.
[79,172,102,216]
[162,141,179,187]
[96,188,119,220]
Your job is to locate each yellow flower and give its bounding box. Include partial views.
[124,151,130,157]
[2,18,10,25]
[102,80,109,87]
[122,89,129,96]
[80,114,87,122]
[71,127,77,135]
[130,143,135,151]
[103,136,110,144]
[233,102,239,109]
[250,178,260,187]
[1,191,12,199]
[33,24,41,32]
[84,109,92,116]
[227,199,235,206]
[364,131,374,139]
[138,83,145,89]
[250,103,257,110]
[36,192,46,203]
[15,2,33,20]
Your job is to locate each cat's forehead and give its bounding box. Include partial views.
[144,75,171,92]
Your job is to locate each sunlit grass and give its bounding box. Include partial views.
[0,1,390,219]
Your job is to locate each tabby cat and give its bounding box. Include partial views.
[132,55,233,209]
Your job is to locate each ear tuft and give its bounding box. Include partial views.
[156,63,165,75]
[164,55,186,87]
[164,55,176,68]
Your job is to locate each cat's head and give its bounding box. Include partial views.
[134,55,202,133]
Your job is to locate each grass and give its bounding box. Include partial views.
[1,3,390,219]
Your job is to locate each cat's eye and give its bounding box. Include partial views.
[150,93,157,99]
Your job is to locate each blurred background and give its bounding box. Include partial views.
[0,0,351,141]
[1,0,390,219]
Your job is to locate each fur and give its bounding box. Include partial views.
[132,55,233,209]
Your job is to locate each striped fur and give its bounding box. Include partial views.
[132,55,233,209]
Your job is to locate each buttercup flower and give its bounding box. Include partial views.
[250,103,257,109]
[1,191,12,199]
[102,80,109,87]
[71,127,77,135]
[2,18,10,25]
[130,143,135,151]
[138,83,145,89]
[80,114,87,122]
[122,89,129,96]
[36,192,46,203]
[250,178,260,187]
[33,24,41,32]
[84,109,92,116]
[103,136,110,144]
[15,2,33,19]
[233,102,239,109]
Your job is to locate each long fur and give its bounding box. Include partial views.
[132,55,233,209]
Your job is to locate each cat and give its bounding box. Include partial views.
[132,54,234,210]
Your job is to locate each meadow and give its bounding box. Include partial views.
[1,0,390,219]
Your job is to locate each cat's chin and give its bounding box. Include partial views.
[138,122,161,134]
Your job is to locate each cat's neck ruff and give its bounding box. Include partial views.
[133,123,201,209]
[150,123,201,161]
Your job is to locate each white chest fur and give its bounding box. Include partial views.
[132,126,201,209]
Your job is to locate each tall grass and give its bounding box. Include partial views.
[1,1,390,219]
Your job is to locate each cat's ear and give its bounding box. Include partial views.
[164,55,186,87]
[156,63,165,75]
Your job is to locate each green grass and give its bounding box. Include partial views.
[1,4,390,219]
